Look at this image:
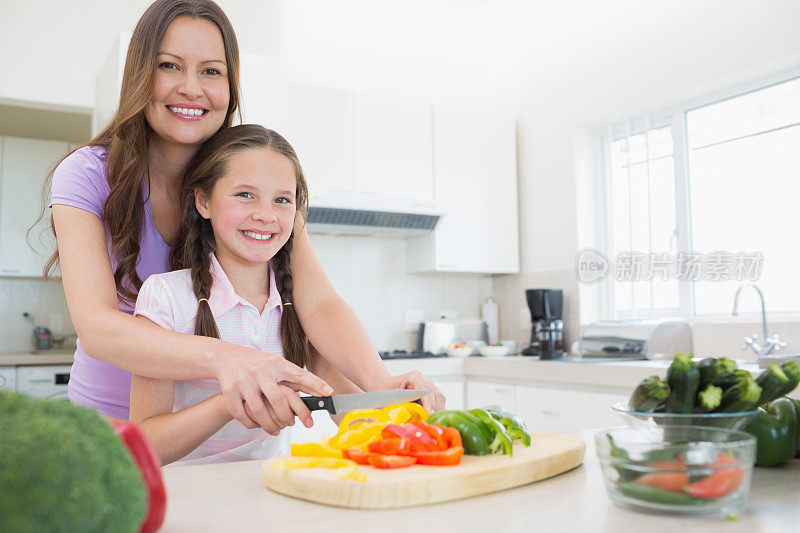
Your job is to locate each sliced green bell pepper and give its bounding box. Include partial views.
[790,397,800,459]
[743,396,798,467]
[468,408,514,456]
[484,405,532,446]
[427,410,493,455]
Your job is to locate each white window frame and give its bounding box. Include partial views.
[597,66,800,322]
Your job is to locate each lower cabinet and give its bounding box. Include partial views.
[465,380,516,413]
[433,378,465,411]
[467,379,629,435]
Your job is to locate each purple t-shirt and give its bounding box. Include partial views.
[50,146,171,418]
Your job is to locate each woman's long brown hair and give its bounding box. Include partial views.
[170,125,310,368]
[35,0,241,304]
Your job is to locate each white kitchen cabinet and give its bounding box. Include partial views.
[0,136,68,277]
[433,378,465,410]
[406,106,519,274]
[285,83,354,196]
[465,380,516,413]
[514,385,629,434]
[238,55,288,133]
[353,93,435,205]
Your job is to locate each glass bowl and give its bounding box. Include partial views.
[612,402,759,431]
[595,426,756,517]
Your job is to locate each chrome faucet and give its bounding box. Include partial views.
[732,283,785,357]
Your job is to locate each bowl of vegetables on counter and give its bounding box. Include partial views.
[595,425,756,517]
[613,353,800,431]
[614,353,800,467]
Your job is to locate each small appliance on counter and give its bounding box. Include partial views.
[578,318,692,359]
[521,289,564,359]
[23,312,53,351]
[417,318,488,355]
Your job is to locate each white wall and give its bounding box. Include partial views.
[486,0,800,272]
[0,0,493,352]
[485,0,800,345]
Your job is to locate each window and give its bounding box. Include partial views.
[599,73,800,319]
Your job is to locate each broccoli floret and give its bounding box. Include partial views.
[0,390,146,532]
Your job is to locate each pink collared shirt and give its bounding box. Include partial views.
[134,253,290,465]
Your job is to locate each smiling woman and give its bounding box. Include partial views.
[38,0,444,446]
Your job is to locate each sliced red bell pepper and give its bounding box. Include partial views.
[382,423,438,452]
[110,420,167,533]
[412,421,447,450]
[683,452,744,500]
[367,454,417,469]
[342,449,371,465]
[414,446,464,466]
[368,438,411,455]
[633,472,689,493]
[443,426,462,449]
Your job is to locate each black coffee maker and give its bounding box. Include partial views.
[521,289,564,359]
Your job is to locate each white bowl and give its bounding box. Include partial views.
[478,344,510,357]
[446,346,474,358]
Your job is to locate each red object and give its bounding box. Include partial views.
[382,423,438,452]
[683,453,744,500]
[368,438,411,455]
[342,449,371,465]
[110,420,167,533]
[442,427,462,449]
[411,421,447,450]
[414,446,465,466]
[366,454,417,469]
[633,472,689,493]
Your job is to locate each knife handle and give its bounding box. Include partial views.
[301,396,335,413]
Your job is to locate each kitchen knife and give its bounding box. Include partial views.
[300,389,430,414]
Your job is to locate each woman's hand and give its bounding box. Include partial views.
[215,347,333,434]
[375,371,446,413]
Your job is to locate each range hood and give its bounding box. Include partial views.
[305,193,443,237]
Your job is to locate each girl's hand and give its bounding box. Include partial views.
[375,371,446,413]
[215,347,333,433]
[241,385,315,436]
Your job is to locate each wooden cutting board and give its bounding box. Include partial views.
[261,431,586,509]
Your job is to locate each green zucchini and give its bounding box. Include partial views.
[629,376,671,412]
[697,357,738,389]
[716,369,751,391]
[755,364,790,406]
[665,353,700,414]
[779,360,800,396]
[695,384,723,412]
[715,371,762,413]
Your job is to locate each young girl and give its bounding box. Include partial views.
[130,125,313,465]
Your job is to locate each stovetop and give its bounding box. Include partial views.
[379,350,446,360]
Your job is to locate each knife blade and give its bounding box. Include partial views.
[300,389,430,414]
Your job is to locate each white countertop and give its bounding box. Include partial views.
[158,430,800,533]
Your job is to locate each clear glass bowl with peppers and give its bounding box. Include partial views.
[595,426,756,516]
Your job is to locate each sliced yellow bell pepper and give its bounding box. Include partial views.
[290,440,343,459]
[272,457,365,481]
[333,422,385,450]
[382,402,429,422]
[337,409,391,434]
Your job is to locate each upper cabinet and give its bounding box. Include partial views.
[353,93,434,205]
[0,137,68,277]
[285,83,355,196]
[238,55,288,133]
[407,106,519,274]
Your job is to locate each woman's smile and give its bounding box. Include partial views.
[166,103,210,121]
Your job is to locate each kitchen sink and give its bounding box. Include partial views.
[755,354,800,369]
